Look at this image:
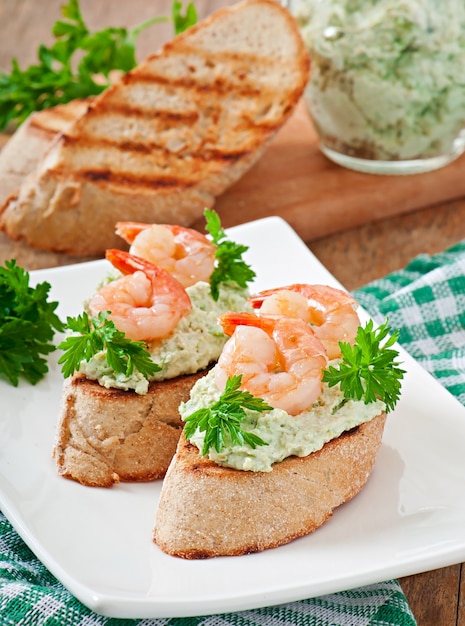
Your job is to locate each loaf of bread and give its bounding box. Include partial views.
[0,99,89,212]
[0,0,310,255]
[52,218,254,487]
[153,412,386,558]
[54,370,207,487]
[153,289,397,557]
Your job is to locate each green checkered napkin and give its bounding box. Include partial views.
[11,239,465,626]
[0,523,415,626]
[354,240,465,405]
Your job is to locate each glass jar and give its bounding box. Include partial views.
[287,0,465,175]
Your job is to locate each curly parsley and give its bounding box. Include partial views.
[0,260,64,386]
[183,375,271,456]
[57,311,160,379]
[322,319,405,413]
[204,209,256,300]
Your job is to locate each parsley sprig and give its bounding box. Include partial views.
[0,0,198,131]
[57,311,161,379]
[204,209,256,300]
[172,0,198,34]
[183,375,271,456]
[322,319,405,413]
[0,260,64,386]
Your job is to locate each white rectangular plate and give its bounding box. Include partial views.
[2,217,465,619]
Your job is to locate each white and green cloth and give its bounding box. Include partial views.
[5,240,465,625]
[355,240,465,405]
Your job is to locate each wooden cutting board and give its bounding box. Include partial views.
[193,100,465,241]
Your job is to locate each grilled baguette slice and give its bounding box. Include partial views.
[0,0,310,255]
[54,370,206,488]
[153,412,386,558]
[0,99,90,211]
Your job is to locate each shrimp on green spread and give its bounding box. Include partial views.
[88,249,192,342]
[215,312,328,416]
[115,222,216,288]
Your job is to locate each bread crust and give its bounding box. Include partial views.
[53,370,207,487]
[0,99,90,213]
[153,412,386,558]
[0,0,310,256]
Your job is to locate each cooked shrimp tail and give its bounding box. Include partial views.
[106,248,160,279]
[217,311,267,336]
[115,222,150,244]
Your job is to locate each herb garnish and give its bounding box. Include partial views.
[172,0,198,35]
[204,209,256,301]
[322,319,405,413]
[57,311,160,379]
[0,0,198,131]
[0,259,64,386]
[183,375,271,456]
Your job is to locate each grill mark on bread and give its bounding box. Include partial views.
[85,101,200,126]
[53,140,256,191]
[0,0,310,255]
[131,71,263,99]
[62,121,272,152]
[80,96,281,136]
[80,148,248,189]
[60,131,260,176]
[65,137,256,161]
[83,169,190,189]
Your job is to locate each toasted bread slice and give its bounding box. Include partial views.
[0,99,90,211]
[0,0,310,255]
[153,413,386,558]
[53,370,207,488]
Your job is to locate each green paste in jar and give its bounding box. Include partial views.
[292,0,465,160]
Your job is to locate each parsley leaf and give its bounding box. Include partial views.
[0,259,64,386]
[322,319,405,413]
[0,0,197,131]
[172,1,198,35]
[204,208,256,301]
[183,375,271,456]
[57,311,161,379]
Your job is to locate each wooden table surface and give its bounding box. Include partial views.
[1,2,465,624]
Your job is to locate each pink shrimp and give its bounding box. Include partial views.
[215,312,328,416]
[249,284,360,359]
[87,249,192,341]
[115,222,216,288]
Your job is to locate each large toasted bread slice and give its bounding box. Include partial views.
[0,0,310,255]
[153,413,386,558]
[0,99,90,211]
[54,370,206,488]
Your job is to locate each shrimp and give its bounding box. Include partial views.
[249,284,360,359]
[215,312,328,416]
[115,222,216,288]
[87,249,192,342]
